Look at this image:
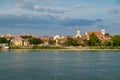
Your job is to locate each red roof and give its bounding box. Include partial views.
[81,35,87,39]
[103,36,112,39]
[5,36,15,39]
[40,37,50,41]
[87,31,103,36]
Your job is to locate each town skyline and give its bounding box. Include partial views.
[0,0,120,35]
[0,29,110,37]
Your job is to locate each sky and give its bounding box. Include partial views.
[0,0,120,36]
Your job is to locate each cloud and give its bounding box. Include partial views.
[60,18,101,26]
[108,8,120,15]
[33,5,65,13]
[14,0,65,13]
[112,22,120,25]
[0,0,120,35]
[0,13,101,29]
[0,13,103,35]
[117,0,120,3]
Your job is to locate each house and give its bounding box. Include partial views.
[11,37,24,46]
[54,35,67,46]
[11,36,30,46]
[40,36,51,45]
[86,29,105,40]
[86,29,112,40]
[4,33,14,40]
[102,36,112,41]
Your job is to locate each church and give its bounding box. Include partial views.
[74,29,111,41]
[75,29,81,38]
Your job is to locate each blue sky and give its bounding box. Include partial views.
[0,0,120,36]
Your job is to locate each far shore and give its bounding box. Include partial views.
[1,46,120,51]
[9,48,120,51]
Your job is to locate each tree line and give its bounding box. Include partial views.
[0,34,120,46]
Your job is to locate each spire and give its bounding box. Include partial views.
[75,29,81,38]
[101,29,105,35]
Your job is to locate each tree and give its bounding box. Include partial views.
[65,37,78,46]
[111,35,120,46]
[48,39,55,45]
[21,35,32,39]
[0,37,8,43]
[29,38,43,45]
[102,40,112,46]
[72,39,79,46]
[89,33,99,46]
[84,39,89,46]
[105,33,110,36]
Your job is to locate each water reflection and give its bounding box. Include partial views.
[0,50,120,80]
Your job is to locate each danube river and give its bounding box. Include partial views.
[0,50,120,80]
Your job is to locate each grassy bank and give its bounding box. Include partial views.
[9,46,120,50]
[10,46,66,50]
[89,46,120,49]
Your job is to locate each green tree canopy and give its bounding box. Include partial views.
[102,40,112,46]
[65,37,79,46]
[21,35,32,39]
[29,38,43,45]
[0,37,8,43]
[89,33,99,46]
[105,33,110,36]
[48,39,55,45]
[111,35,120,46]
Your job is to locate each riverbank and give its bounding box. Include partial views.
[1,46,119,51]
[10,49,120,51]
[9,46,120,51]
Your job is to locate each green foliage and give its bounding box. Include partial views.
[29,38,43,45]
[9,46,20,49]
[0,37,8,43]
[65,37,79,46]
[111,35,120,46]
[21,35,32,39]
[90,46,120,49]
[102,40,112,46]
[84,39,89,46]
[32,46,65,49]
[48,39,55,45]
[105,33,110,36]
[89,33,99,46]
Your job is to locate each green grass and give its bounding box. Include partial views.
[32,46,66,49]
[10,46,66,49]
[89,46,120,49]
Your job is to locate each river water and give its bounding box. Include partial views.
[0,50,120,80]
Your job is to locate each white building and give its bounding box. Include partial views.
[75,29,81,38]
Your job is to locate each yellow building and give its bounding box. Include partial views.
[11,37,24,46]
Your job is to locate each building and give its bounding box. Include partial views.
[75,29,81,38]
[4,33,14,40]
[86,29,105,40]
[86,29,111,40]
[11,37,24,46]
[54,35,67,46]
[102,35,112,41]
[40,36,51,45]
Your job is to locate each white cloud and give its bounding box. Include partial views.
[14,2,25,8]
[0,12,3,15]
[33,5,65,13]
[34,5,40,10]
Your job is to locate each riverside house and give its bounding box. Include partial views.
[10,36,29,46]
[86,29,111,40]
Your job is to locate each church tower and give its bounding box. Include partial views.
[75,29,81,38]
[101,29,105,35]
